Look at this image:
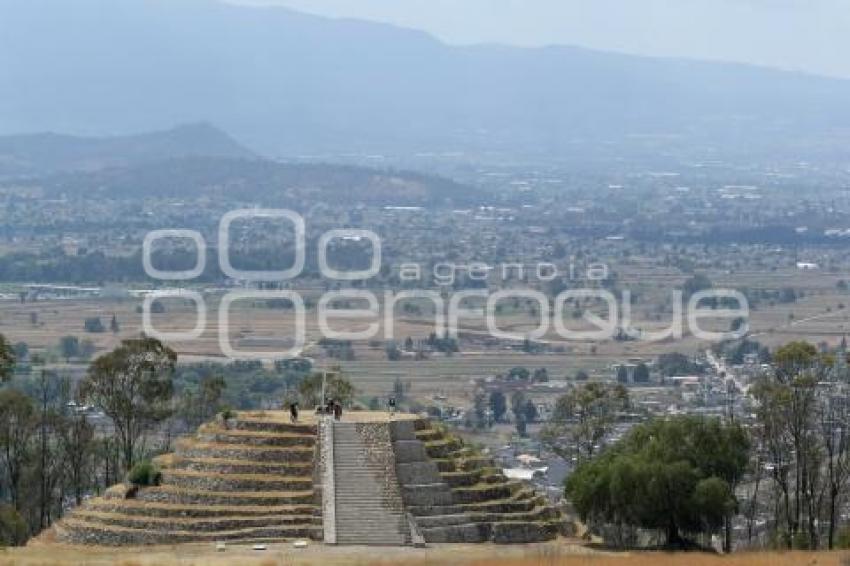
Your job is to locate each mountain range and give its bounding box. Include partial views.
[2,0,849,159]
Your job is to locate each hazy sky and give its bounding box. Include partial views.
[234,0,850,79]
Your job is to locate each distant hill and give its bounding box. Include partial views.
[29,156,484,206]
[2,0,850,160]
[0,123,254,177]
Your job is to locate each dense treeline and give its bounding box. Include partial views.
[0,369,113,545]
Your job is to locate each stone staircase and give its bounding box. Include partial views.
[52,412,323,546]
[332,421,410,545]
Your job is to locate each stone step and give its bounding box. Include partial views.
[459,492,543,514]
[56,517,321,546]
[409,513,472,528]
[419,522,492,543]
[71,509,321,533]
[233,416,317,435]
[162,455,313,477]
[451,482,521,504]
[86,498,317,519]
[406,504,464,517]
[334,507,405,516]
[134,485,314,506]
[424,438,464,459]
[400,484,455,507]
[176,441,314,463]
[414,429,444,442]
[197,427,316,448]
[440,469,486,488]
[432,456,493,473]
[161,469,313,492]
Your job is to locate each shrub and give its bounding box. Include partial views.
[837,526,850,549]
[0,504,28,546]
[127,461,161,487]
[791,530,810,550]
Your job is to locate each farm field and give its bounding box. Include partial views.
[3,266,850,400]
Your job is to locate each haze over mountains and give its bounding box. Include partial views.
[2,0,850,160]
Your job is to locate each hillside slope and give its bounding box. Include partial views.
[24,156,484,206]
[0,123,254,177]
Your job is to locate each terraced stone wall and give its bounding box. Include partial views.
[52,413,323,546]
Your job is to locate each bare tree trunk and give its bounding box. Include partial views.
[829,489,838,549]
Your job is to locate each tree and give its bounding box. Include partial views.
[12,342,28,362]
[58,414,95,506]
[542,382,629,463]
[633,363,650,383]
[773,341,819,382]
[385,342,402,361]
[566,416,749,548]
[0,334,15,382]
[79,337,176,472]
[34,371,63,529]
[199,375,226,422]
[818,390,850,549]
[515,416,527,438]
[393,376,406,403]
[83,317,106,333]
[751,341,825,549]
[0,389,36,510]
[473,390,489,429]
[79,339,96,360]
[297,370,354,407]
[523,399,538,423]
[510,390,527,422]
[657,352,703,376]
[59,336,80,363]
[489,390,507,422]
[683,273,712,300]
[180,373,228,428]
[507,367,530,381]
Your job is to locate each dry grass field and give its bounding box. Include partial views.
[0,541,846,566]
